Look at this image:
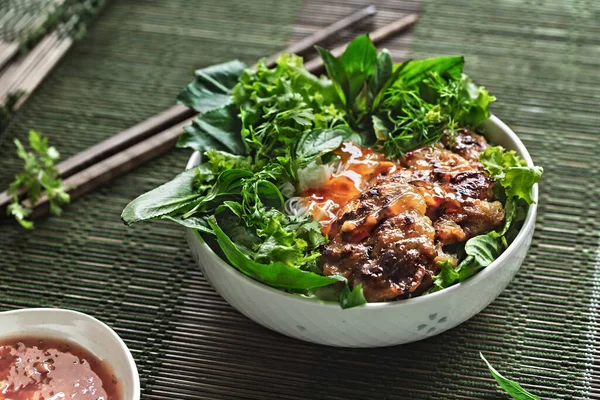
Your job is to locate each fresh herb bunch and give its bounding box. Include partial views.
[122,35,542,309]
[7,130,70,229]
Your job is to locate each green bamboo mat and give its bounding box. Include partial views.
[1,0,599,399]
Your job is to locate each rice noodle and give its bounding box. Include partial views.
[284,196,308,217]
[297,159,340,192]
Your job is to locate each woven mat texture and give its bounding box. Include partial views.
[1,0,599,399]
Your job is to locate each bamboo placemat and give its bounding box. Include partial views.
[1,0,599,399]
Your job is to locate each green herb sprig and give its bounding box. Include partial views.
[481,353,541,399]
[7,130,70,229]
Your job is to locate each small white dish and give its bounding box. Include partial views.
[185,115,538,347]
[0,308,141,399]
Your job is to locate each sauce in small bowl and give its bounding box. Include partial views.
[0,336,121,400]
[0,308,139,400]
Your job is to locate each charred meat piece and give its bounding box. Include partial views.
[442,128,490,167]
[401,134,504,245]
[327,173,425,243]
[319,129,504,302]
[322,209,439,302]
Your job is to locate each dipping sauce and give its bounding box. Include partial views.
[0,336,121,400]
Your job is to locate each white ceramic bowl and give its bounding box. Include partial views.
[0,308,141,399]
[185,115,538,347]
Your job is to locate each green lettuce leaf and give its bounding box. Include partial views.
[340,283,367,309]
[480,146,543,204]
[432,260,459,292]
[208,216,343,290]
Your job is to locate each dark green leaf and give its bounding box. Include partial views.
[371,115,391,141]
[339,35,378,76]
[369,49,393,100]
[340,35,378,108]
[121,167,202,225]
[316,46,347,105]
[294,126,359,163]
[480,353,541,400]
[162,215,213,234]
[177,60,246,112]
[396,56,464,88]
[177,105,246,154]
[208,216,343,289]
[465,234,501,267]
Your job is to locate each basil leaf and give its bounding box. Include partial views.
[294,126,360,163]
[455,234,502,281]
[480,353,541,400]
[208,216,343,290]
[340,283,367,309]
[177,105,246,154]
[121,167,202,225]
[317,35,377,110]
[177,60,246,112]
[339,35,378,103]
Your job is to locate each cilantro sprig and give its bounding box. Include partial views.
[7,130,70,229]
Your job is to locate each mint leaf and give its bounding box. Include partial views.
[293,126,360,164]
[480,353,541,400]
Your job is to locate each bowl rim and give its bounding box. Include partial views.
[186,114,539,309]
[0,307,141,399]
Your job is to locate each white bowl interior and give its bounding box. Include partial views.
[0,308,140,400]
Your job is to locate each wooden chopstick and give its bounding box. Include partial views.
[304,13,419,73]
[263,5,377,68]
[4,11,420,221]
[0,103,195,210]
[27,118,195,219]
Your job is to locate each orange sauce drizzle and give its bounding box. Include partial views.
[300,141,398,235]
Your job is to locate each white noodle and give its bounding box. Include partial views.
[284,196,308,217]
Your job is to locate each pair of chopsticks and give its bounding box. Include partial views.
[0,6,418,221]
